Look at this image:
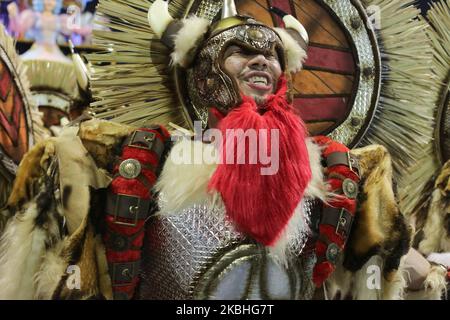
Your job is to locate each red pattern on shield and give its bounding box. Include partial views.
[0,59,29,164]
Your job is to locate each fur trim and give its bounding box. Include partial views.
[381,262,408,300]
[0,120,119,299]
[8,118,128,209]
[326,145,412,300]
[0,155,65,299]
[418,162,450,254]
[156,137,217,214]
[0,200,59,299]
[345,145,411,271]
[0,142,66,300]
[34,241,67,299]
[304,138,327,200]
[274,27,307,73]
[54,126,112,234]
[326,255,407,300]
[157,136,326,215]
[49,215,110,300]
[419,189,450,254]
[7,140,53,208]
[171,16,210,68]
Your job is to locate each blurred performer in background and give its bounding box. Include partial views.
[7,0,71,63]
[7,0,90,135]
[21,41,90,136]
[65,0,94,45]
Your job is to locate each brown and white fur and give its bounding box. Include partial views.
[326,145,412,300]
[0,119,415,300]
[0,119,128,299]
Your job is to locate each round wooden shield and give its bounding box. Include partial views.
[0,47,34,174]
[235,0,381,146]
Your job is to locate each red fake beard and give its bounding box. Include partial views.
[208,77,312,246]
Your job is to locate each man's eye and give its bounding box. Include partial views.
[266,52,279,60]
[231,50,242,55]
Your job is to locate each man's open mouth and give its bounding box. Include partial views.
[248,76,268,85]
[243,72,273,92]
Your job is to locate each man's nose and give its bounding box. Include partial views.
[248,54,269,71]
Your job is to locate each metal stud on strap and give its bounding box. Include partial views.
[110,260,141,286]
[326,243,341,263]
[119,159,141,179]
[342,178,358,199]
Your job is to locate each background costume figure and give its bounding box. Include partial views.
[7,0,72,63]
[65,0,94,45]
[7,0,91,136]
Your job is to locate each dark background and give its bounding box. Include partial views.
[416,0,442,15]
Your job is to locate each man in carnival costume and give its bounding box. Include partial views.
[0,0,446,299]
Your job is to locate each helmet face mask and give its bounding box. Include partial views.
[146,0,308,128]
[186,21,286,121]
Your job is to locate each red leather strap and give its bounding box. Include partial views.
[103,125,170,299]
[312,135,360,287]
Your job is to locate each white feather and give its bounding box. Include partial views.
[171,16,210,68]
[274,27,308,73]
[147,0,174,38]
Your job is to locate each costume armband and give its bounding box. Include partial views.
[312,135,361,287]
[103,125,170,300]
